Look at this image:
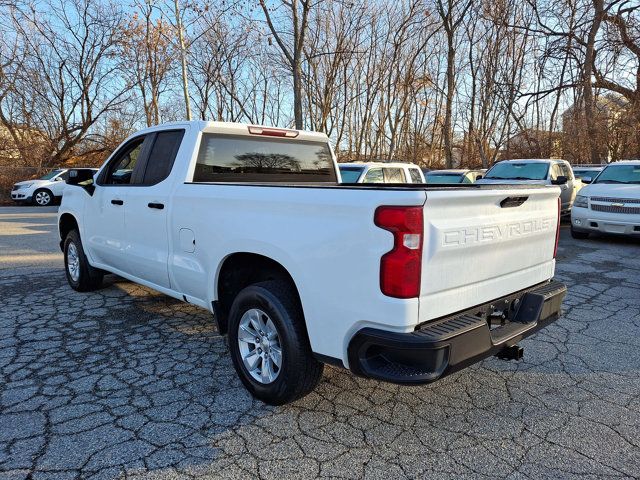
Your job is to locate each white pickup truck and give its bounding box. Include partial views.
[59,121,566,405]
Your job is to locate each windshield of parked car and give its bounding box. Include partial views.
[338,166,364,183]
[425,173,463,184]
[573,168,601,178]
[39,170,64,180]
[484,162,549,180]
[594,164,640,184]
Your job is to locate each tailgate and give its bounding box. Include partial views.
[418,186,559,324]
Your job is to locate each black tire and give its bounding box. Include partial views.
[64,229,104,291]
[570,226,589,239]
[32,188,53,206]
[227,280,324,405]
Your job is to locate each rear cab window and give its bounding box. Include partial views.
[193,134,337,183]
[363,168,384,183]
[383,168,405,183]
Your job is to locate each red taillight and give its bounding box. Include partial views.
[247,126,299,138]
[553,196,561,258]
[374,206,423,298]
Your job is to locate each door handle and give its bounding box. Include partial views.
[148,202,164,210]
[111,199,124,205]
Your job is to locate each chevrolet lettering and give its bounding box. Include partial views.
[442,218,553,247]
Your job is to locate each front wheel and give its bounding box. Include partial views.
[228,280,324,405]
[571,226,589,239]
[32,189,53,206]
[64,229,104,291]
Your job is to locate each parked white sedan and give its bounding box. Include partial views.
[11,168,98,206]
[571,160,640,238]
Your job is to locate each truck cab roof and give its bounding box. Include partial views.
[130,121,330,144]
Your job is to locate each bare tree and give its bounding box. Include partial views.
[258,0,314,129]
[121,1,175,127]
[2,0,640,183]
[3,0,129,166]
[436,0,473,167]
[173,0,192,120]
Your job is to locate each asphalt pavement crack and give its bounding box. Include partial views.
[1,221,639,479]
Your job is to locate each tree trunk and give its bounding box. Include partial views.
[174,0,192,121]
[293,50,303,129]
[443,39,455,168]
[583,0,604,164]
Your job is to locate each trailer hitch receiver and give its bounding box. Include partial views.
[496,344,524,361]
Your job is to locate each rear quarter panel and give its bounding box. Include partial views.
[169,184,427,364]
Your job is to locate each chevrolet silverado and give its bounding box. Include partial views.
[58,121,566,405]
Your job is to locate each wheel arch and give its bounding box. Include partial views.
[58,213,79,251]
[214,252,303,336]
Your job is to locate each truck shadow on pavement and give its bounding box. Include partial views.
[1,234,639,479]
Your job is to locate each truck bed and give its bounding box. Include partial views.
[173,180,560,361]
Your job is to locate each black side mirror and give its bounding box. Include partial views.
[66,169,96,195]
[476,174,483,180]
[581,176,592,184]
[552,175,568,185]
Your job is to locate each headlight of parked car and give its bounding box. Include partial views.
[574,195,588,208]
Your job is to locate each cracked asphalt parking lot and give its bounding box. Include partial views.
[1,206,639,479]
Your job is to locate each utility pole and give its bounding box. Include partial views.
[174,0,192,120]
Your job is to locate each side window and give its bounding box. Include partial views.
[561,164,573,180]
[363,168,384,183]
[58,171,70,181]
[102,137,146,185]
[409,168,423,183]
[462,173,473,184]
[549,164,562,180]
[142,130,185,185]
[384,168,405,183]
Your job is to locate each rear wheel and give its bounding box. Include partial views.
[570,226,589,239]
[32,189,53,206]
[228,280,323,405]
[64,229,104,291]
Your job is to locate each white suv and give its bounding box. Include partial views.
[571,160,640,238]
[338,162,425,184]
[11,168,98,206]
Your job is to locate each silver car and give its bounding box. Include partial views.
[477,159,579,213]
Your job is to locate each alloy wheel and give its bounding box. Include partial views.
[35,191,51,205]
[67,242,80,282]
[237,308,282,384]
